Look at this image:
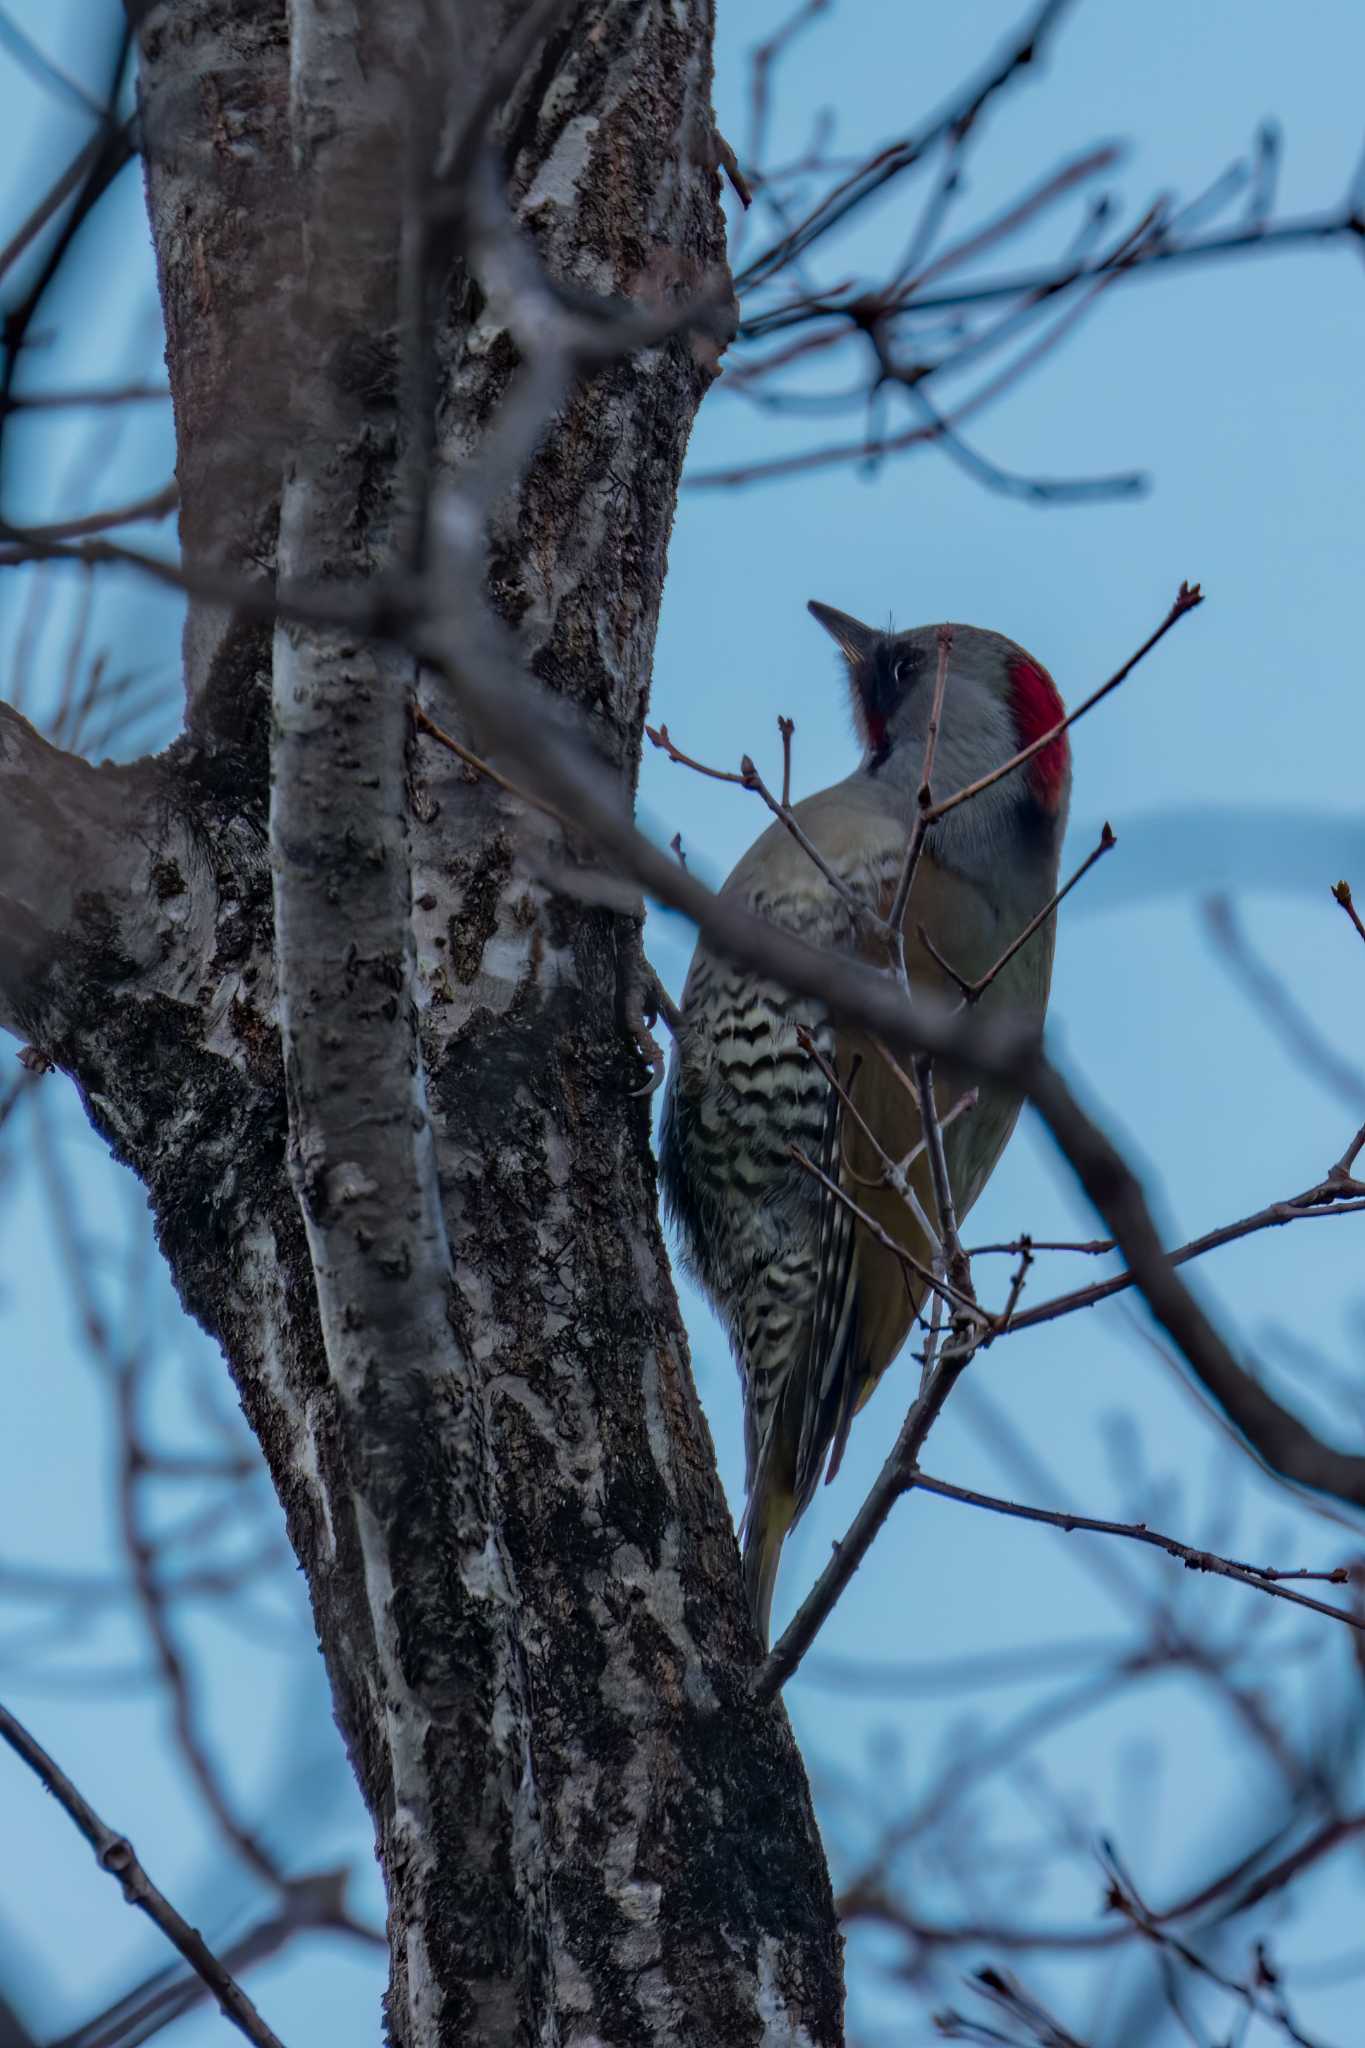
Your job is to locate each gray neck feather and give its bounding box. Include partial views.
[864,675,1050,887]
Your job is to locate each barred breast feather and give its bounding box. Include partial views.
[658,778,1057,1645]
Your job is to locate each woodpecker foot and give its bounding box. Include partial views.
[620,925,681,1098]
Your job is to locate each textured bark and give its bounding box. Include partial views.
[268,9,558,2041]
[0,3,843,2042]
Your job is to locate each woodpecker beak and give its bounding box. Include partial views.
[809,600,896,763]
[807,600,880,666]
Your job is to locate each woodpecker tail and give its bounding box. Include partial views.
[742,1480,795,1649]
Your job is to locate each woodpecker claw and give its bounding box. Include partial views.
[619,926,681,1098]
[628,1038,667,1098]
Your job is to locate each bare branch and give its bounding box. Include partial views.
[886,621,954,959]
[909,1474,1364,1633]
[788,1141,980,1323]
[646,716,883,929]
[0,117,132,286]
[1100,1843,1329,2047]
[926,583,1202,826]
[692,220,1149,489]
[0,1698,289,2048]
[745,0,831,193]
[1205,894,1365,1110]
[914,1052,974,1308]
[0,383,169,415]
[11,481,177,545]
[414,700,576,832]
[735,0,1080,290]
[111,1355,284,1888]
[868,205,1365,317]
[0,36,136,437]
[1000,1166,1365,1338]
[749,1327,980,1702]
[967,1235,1115,1256]
[48,1872,383,2048]
[921,824,1116,1004]
[792,1019,967,1251]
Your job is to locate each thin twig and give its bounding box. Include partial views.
[909,1475,1363,1633]
[0,1699,289,2048]
[845,1811,1365,1960]
[887,142,1123,312]
[113,1358,285,1891]
[735,0,1078,290]
[31,1105,285,1891]
[413,699,576,832]
[751,1329,982,1701]
[927,584,1203,825]
[646,718,883,930]
[921,824,1116,1002]
[0,120,132,286]
[917,1279,945,1397]
[45,1876,383,2048]
[12,480,178,544]
[778,713,795,808]
[1100,1844,1329,2048]
[740,202,1364,337]
[886,621,954,972]
[745,0,831,190]
[0,383,170,415]
[1332,879,1365,949]
[1000,1175,1365,1337]
[1205,893,1365,1109]
[1335,1117,1365,1178]
[914,1054,973,1309]
[695,202,1168,486]
[997,1240,1035,1325]
[789,1142,982,1322]
[793,1021,955,1252]
[968,1235,1115,1256]
[0,48,135,428]
[645,721,748,785]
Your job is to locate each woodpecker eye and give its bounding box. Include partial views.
[892,652,920,687]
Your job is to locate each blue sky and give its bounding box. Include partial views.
[3,3,1365,2043]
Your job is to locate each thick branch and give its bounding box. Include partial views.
[0,703,193,1044]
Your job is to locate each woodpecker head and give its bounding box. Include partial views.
[807,600,1071,836]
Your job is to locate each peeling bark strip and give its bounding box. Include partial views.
[0,3,852,2044]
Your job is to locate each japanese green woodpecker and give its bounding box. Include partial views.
[659,602,1070,1644]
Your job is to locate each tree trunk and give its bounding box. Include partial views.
[0,3,843,2041]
